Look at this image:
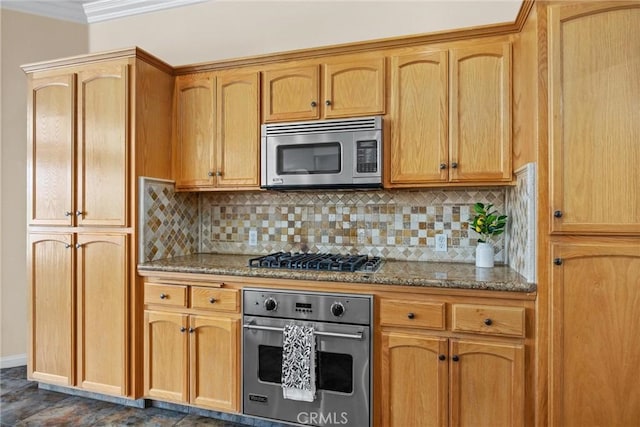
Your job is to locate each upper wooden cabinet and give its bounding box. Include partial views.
[28,63,130,227]
[450,42,512,182]
[262,57,385,122]
[173,71,260,191]
[262,65,320,122]
[387,42,512,187]
[549,2,640,234]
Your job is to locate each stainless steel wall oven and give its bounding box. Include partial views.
[242,289,372,426]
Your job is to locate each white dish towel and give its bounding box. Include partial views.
[281,323,316,402]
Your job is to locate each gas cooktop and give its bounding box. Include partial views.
[248,252,382,273]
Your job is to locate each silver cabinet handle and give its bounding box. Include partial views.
[65,211,73,217]
[75,243,82,249]
[242,324,364,340]
[75,210,83,216]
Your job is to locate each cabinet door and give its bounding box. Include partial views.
[144,311,189,402]
[173,74,216,190]
[324,57,385,118]
[27,233,74,386]
[76,233,128,396]
[549,3,640,234]
[77,64,129,227]
[263,65,320,122]
[550,239,640,426]
[450,42,512,182]
[449,339,524,427]
[389,51,448,185]
[189,315,240,412]
[381,331,448,427]
[28,74,75,226]
[216,72,260,189]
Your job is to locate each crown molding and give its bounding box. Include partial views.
[83,0,207,23]
[1,1,88,24]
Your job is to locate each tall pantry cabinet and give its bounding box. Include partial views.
[24,48,174,397]
[539,2,640,425]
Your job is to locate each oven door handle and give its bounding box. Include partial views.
[242,324,364,340]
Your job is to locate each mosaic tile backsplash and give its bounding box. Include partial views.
[199,189,507,263]
[140,163,536,281]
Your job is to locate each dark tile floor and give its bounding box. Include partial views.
[0,366,254,426]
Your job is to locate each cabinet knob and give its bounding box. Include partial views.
[65,211,73,217]
[216,171,222,177]
[554,210,563,218]
[209,297,217,304]
[75,210,83,217]
[554,258,563,266]
[407,312,415,319]
[64,243,72,249]
[180,326,186,333]
[452,355,460,362]
[439,163,447,170]
[208,171,214,177]
[484,318,493,326]
[75,243,82,249]
[159,293,167,299]
[451,162,458,169]
[325,100,332,106]
[438,354,446,361]
[311,101,317,107]
[189,327,195,333]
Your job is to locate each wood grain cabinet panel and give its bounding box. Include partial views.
[549,2,640,234]
[76,65,129,227]
[451,304,525,337]
[76,233,129,395]
[28,233,74,386]
[379,299,445,330]
[144,283,188,308]
[450,42,512,183]
[262,65,320,122]
[173,74,216,190]
[190,287,239,313]
[27,75,75,226]
[388,51,449,185]
[323,58,385,118]
[550,239,640,426]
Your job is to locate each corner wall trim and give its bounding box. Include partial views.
[1,354,27,369]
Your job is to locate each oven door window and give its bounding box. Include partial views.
[258,345,353,394]
[277,142,341,175]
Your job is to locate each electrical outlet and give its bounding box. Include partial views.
[435,234,447,252]
[249,229,258,246]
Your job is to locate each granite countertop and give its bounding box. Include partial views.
[138,253,536,293]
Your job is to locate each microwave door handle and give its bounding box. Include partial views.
[242,323,364,340]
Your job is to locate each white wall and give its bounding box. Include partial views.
[90,0,522,65]
[0,8,88,366]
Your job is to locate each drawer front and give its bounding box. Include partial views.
[379,299,445,330]
[452,304,525,337]
[190,287,239,313]
[144,283,188,308]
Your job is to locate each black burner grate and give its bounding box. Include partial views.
[248,252,382,273]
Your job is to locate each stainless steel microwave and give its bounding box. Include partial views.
[260,116,383,190]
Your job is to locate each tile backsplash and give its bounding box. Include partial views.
[140,163,536,282]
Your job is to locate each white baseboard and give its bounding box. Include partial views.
[1,354,27,369]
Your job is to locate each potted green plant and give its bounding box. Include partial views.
[470,202,508,268]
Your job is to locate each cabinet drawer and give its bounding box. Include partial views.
[144,283,188,308]
[452,304,525,337]
[190,287,239,313]
[379,299,445,330]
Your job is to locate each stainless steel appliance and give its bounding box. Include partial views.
[261,116,382,190]
[243,288,372,426]
[248,252,382,273]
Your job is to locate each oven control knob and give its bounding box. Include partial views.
[264,297,277,312]
[331,302,345,317]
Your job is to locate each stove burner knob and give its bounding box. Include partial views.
[331,302,345,317]
[264,297,277,312]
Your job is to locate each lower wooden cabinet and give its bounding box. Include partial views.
[378,294,528,427]
[28,232,129,396]
[143,283,240,413]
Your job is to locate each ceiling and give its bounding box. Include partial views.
[1,0,207,24]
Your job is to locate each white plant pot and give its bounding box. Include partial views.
[476,242,495,268]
